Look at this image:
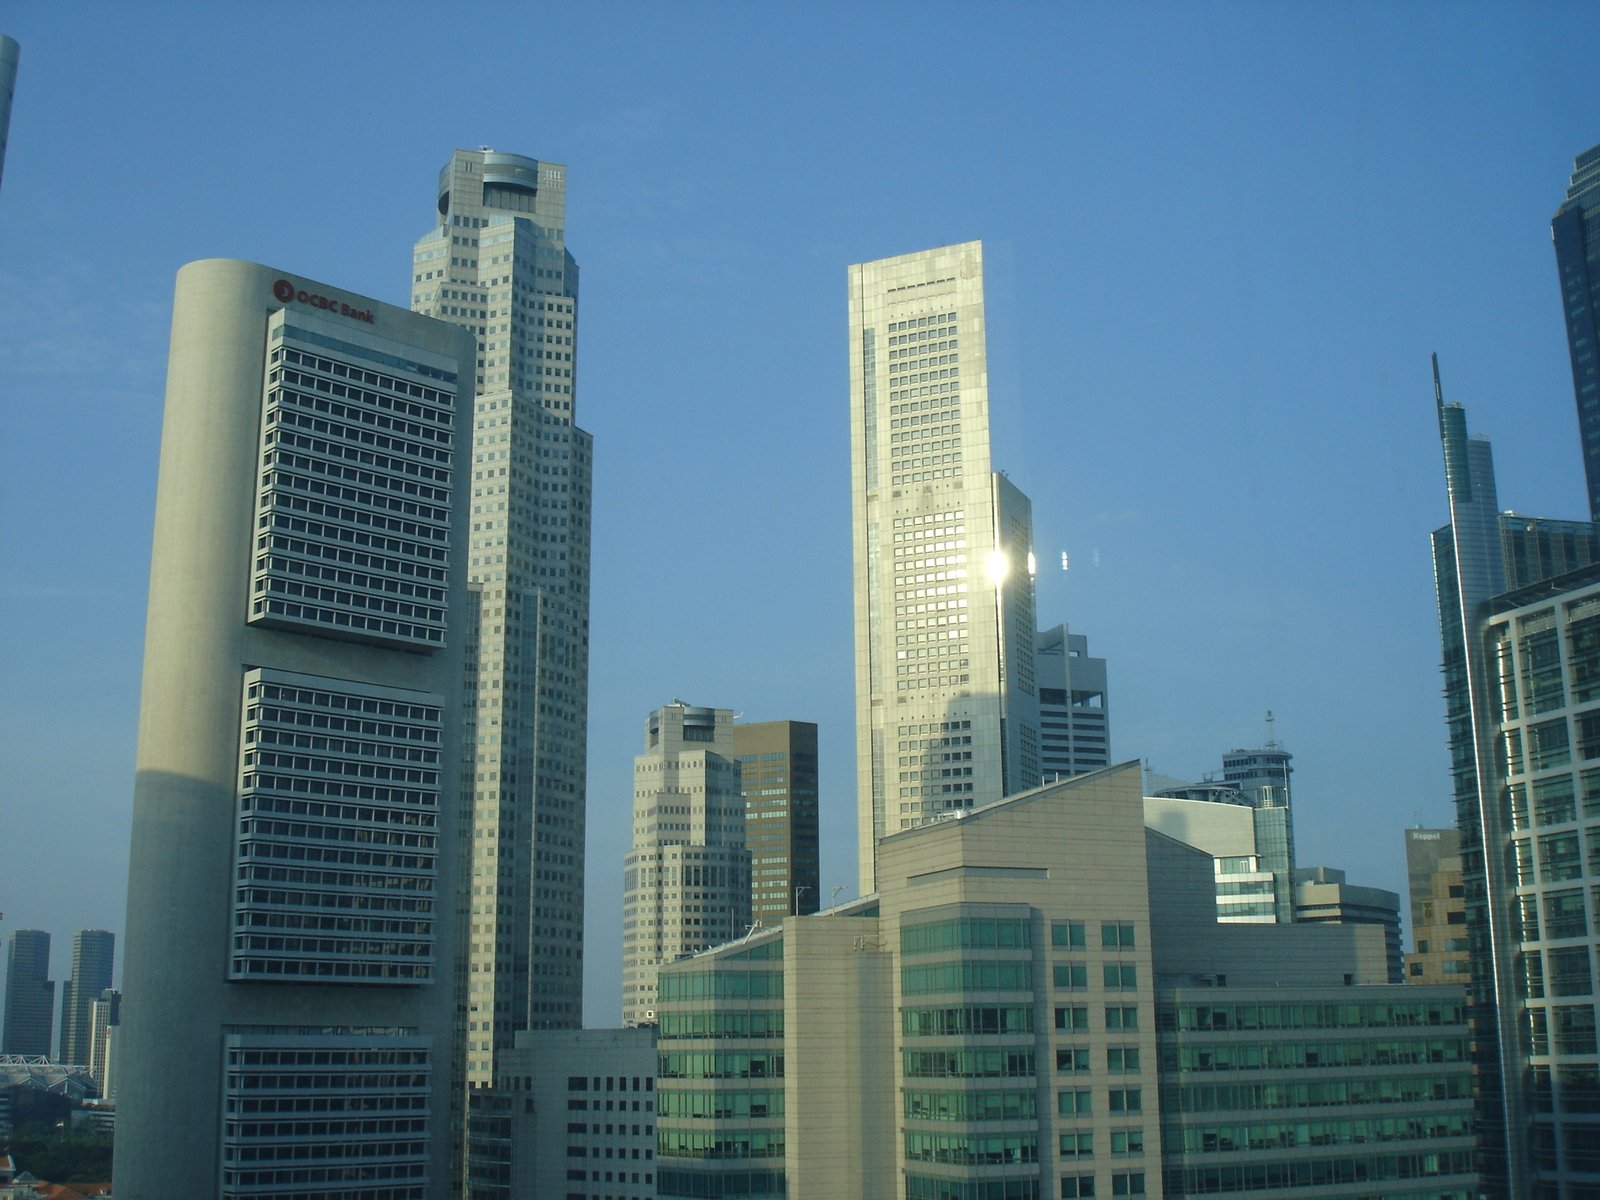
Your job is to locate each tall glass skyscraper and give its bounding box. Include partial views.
[57,929,113,1067]
[1,929,51,1057]
[1554,143,1600,521]
[849,242,1039,894]
[411,150,593,1083]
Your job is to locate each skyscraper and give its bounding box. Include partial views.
[1432,360,1600,1197]
[849,241,1039,893]
[1,930,51,1057]
[87,988,119,1094]
[411,150,592,1082]
[1553,142,1600,521]
[1034,623,1109,780]
[116,259,474,1200]
[0,36,18,194]
[733,720,820,927]
[57,929,113,1066]
[620,703,751,1025]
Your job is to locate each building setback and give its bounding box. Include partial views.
[115,260,474,1200]
[850,241,1039,893]
[1,931,51,1057]
[57,930,113,1067]
[411,149,592,1083]
[621,703,752,1026]
[733,720,820,928]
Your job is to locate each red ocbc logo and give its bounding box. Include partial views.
[271,279,375,324]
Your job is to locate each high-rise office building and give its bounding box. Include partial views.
[1034,624,1109,780]
[88,988,120,1094]
[57,929,113,1066]
[733,720,820,928]
[1554,142,1600,522]
[849,241,1039,893]
[1432,361,1600,1197]
[1403,827,1470,986]
[0,36,17,194]
[411,150,592,1081]
[1,930,51,1057]
[1291,866,1403,982]
[116,259,474,1200]
[621,703,751,1026]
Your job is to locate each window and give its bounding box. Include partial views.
[1112,1172,1146,1196]
[1058,1089,1091,1116]
[1105,1006,1138,1031]
[1053,921,1086,949]
[1109,1088,1142,1114]
[1056,1006,1089,1032]
[1107,1046,1140,1073]
[1055,963,1088,990]
[1060,1132,1093,1159]
[1103,964,1137,990]
[1057,1047,1091,1074]
[1101,921,1135,949]
[1110,1129,1144,1156]
[1062,1176,1095,1198]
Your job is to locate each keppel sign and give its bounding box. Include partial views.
[272,279,374,324]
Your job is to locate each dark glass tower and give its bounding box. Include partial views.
[1554,143,1600,521]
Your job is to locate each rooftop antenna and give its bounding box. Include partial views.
[1265,710,1278,750]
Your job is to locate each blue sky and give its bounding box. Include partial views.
[1,2,1596,1028]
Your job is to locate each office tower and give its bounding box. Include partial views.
[733,720,820,927]
[0,36,16,193]
[1404,827,1470,985]
[652,765,1474,1200]
[1290,866,1403,982]
[1432,362,1600,1197]
[1035,624,1109,780]
[466,1027,657,1200]
[88,988,119,1094]
[57,929,113,1066]
[1,930,51,1056]
[1142,792,1282,922]
[411,150,592,1081]
[116,260,474,1200]
[621,703,751,1026]
[849,241,1039,893]
[1554,143,1600,521]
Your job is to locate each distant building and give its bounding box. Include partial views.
[653,765,1474,1200]
[1142,793,1281,923]
[1403,827,1469,986]
[2,931,51,1057]
[1554,141,1600,522]
[733,720,820,928]
[87,989,119,1095]
[621,703,751,1025]
[57,930,113,1067]
[850,241,1040,893]
[467,1026,657,1200]
[1292,866,1403,983]
[0,36,16,193]
[1035,624,1109,780]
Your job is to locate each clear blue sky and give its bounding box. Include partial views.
[1,2,1596,1028]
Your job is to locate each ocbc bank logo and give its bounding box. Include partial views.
[271,279,375,323]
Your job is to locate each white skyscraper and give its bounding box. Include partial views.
[411,149,592,1082]
[849,242,1039,893]
[117,259,474,1200]
[621,703,751,1026]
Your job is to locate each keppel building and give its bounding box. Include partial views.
[57,929,113,1067]
[621,703,752,1026]
[411,149,593,1084]
[116,260,474,1200]
[1,930,51,1057]
[850,241,1039,893]
[1433,362,1600,1198]
[1554,142,1600,522]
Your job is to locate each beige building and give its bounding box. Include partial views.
[622,703,752,1026]
[849,241,1039,894]
[116,260,475,1200]
[1402,827,1469,986]
[653,764,1476,1200]
[411,149,593,1083]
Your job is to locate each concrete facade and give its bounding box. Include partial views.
[412,149,592,1083]
[733,720,820,928]
[116,259,474,1200]
[850,241,1039,893]
[621,704,752,1026]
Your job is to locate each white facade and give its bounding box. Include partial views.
[621,704,752,1026]
[116,260,474,1200]
[850,242,1039,894]
[411,149,592,1079]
